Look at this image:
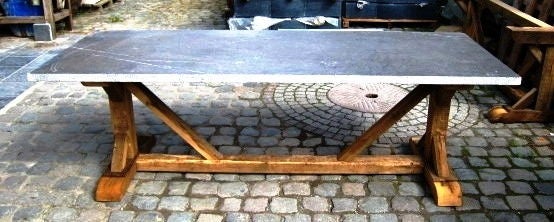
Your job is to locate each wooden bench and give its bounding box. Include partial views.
[28,30,520,206]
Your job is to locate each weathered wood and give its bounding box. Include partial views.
[95,163,136,201]
[477,0,551,27]
[424,167,462,206]
[103,83,138,172]
[508,26,554,44]
[342,18,437,28]
[41,0,56,39]
[535,47,554,112]
[513,87,537,109]
[420,86,460,178]
[338,85,431,161]
[124,83,223,160]
[530,46,543,63]
[538,0,553,21]
[136,154,423,174]
[488,105,553,122]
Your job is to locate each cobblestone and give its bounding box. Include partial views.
[270,197,298,213]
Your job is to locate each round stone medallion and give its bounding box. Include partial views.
[264,83,479,142]
[327,83,408,113]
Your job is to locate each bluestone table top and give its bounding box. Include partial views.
[29,30,520,85]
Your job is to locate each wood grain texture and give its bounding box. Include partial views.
[338,85,430,161]
[535,48,554,112]
[477,0,551,27]
[508,26,554,44]
[424,167,462,206]
[136,154,423,174]
[125,83,223,160]
[95,163,136,201]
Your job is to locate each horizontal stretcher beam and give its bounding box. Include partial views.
[136,154,423,174]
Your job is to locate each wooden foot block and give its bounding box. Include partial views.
[95,162,137,202]
[487,105,552,123]
[424,168,462,206]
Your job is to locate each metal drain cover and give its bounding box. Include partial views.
[327,83,408,113]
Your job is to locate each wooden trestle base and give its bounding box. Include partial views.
[487,105,554,123]
[87,82,464,206]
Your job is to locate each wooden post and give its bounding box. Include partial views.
[41,0,56,38]
[535,47,554,112]
[95,83,139,201]
[416,86,464,206]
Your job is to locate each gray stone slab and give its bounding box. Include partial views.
[30,30,519,85]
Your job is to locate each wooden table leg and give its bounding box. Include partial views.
[412,85,465,206]
[95,83,140,201]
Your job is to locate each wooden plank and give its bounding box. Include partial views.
[125,83,223,160]
[487,105,552,122]
[424,167,462,206]
[530,46,543,63]
[508,26,554,44]
[95,163,136,201]
[0,16,44,24]
[103,84,138,172]
[513,88,537,109]
[136,154,424,174]
[338,85,431,161]
[477,0,551,27]
[535,47,554,111]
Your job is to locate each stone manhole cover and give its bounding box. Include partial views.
[264,83,480,142]
[327,84,408,113]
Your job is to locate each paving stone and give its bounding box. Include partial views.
[13,206,43,221]
[466,138,488,147]
[167,212,195,222]
[243,198,268,212]
[280,138,301,146]
[478,181,506,195]
[456,197,481,211]
[359,197,388,213]
[535,146,554,156]
[507,181,534,194]
[226,212,250,222]
[253,213,282,222]
[303,196,330,212]
[347,175,370,183]
[261,118,280,126]
[135,211,165,222]
[535,169,554,180]
[512,158,538,168]
[257,137,279,147]
[211,135,234,145]
[507,169,537,180]
[190,198,219,211]
[46,207,77,222]
[219,146,242,155]
[303,138,322,147]
[480,196,509,210]
[368,182,396,196]
[421,197,451,212]
[534,195,554,210]
[220,198,241,212]
[370,214,397,222]
[490,212,520,222]
[313,214,340,222]
[429,215,456,222]
[213,174,239,181]
[158,196,189,211]
[270,197,298,213]
[488,148,511,156]
[2,175,27,190]
[522,213,549,222]
[168,181,191,195]
[479,168,507,180]
[398,182,424,196]
[185,173,213,181]
[261,127,281,136]
[251,181,280,197]
[197,214,223,222]
[266,174,290,181]
[283,127,302,137]
[132,196,160,210]
[509,138,528,146]
[191,182,219,195]
[218,182,248,197]
[536,157,554,167]
[108,211,135,222]
[342,214,367,222]
[459,213,489,222]
[239,174,265,181]
[284,213,311,222]
[489,157,511,168]
[392,196,420,212]
[342,183,366,196]
[455,169,479,180]
[314,183,340,197]
[510,147,536,157]
[331,198,357,213]
[468,157,490,167]
[265,147,289,155]
[448,157,467,168]
[506,196,537,210]
[236,117,259,126]
[534,182,554,194]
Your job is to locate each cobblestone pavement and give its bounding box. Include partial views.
[0,81,552,221]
